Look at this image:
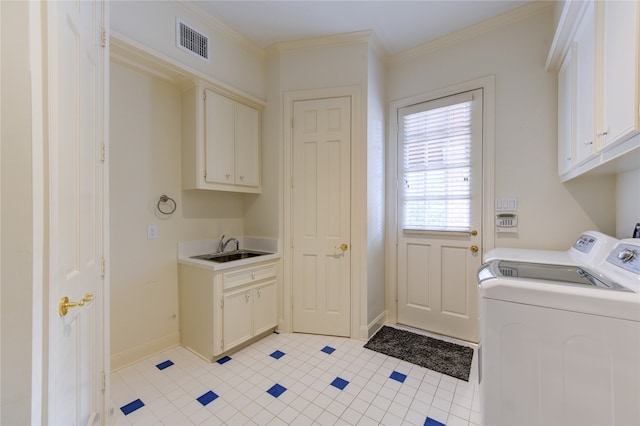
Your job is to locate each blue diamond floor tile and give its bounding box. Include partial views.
[330,377,349,390]
[197,390,219,406]
[120,399,144,415]
[424,417,446,426]
[155,360,174,370]
[216,356,232,365]
[321,345,336,354]
[267,383,287,398]
[390,370,407,383]
[270,350,285,359]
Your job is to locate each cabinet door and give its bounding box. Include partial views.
[222,287,253,351]
[574,2,596,165]
[601,0,639,147]
[204,89,235,184]
[558,48,574,175]
[235,102,260,187]
[254,281,277,335]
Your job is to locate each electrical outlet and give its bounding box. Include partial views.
[147,225,158,240]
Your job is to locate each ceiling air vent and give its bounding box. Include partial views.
[176,19,209,61]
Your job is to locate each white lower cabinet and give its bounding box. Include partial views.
[178,260,278,361]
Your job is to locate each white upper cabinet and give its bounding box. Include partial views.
[574,1,596,166]
[599,0,640,148]
[558,48,574,176]
[182,83,262,193]
[548,0,640,180]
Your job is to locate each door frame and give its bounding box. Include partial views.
[386,76,496,324]
[282,86,362,339]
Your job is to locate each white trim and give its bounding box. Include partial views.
[110,332,180,371]
[28,1,45,422]
[365,311,387,339]
[386,75,496,324]
[283,87,362,340]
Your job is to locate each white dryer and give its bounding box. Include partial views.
[478,235,640,425]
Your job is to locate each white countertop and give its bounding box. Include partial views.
[178,237,280,271]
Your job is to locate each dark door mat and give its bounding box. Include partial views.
[364,325,474,382]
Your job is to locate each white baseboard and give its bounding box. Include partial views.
[111,331,180,371]
[364,310,387,339]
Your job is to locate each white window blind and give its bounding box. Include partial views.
[399,92,474,232]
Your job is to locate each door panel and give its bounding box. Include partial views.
[47,0,104,424]
[292,97,351,336]
[397,89,483,343]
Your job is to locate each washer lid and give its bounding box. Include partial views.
[481,260,633,292]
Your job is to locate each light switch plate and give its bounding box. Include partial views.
[147,225,158,239]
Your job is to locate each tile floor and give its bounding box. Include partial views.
[111,327,480,426]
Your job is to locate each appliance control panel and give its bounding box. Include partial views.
[573,234,598,253]
[607,243,640,275]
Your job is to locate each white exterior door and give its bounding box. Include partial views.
[396,89,483,343]
[292,97,351,337]
[47,1,105,424]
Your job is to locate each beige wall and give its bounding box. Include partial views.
[388,5,616,250]
[1,1,33,423]
[109,62,245,368]
[617,169,640,238]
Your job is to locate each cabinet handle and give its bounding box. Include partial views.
[596,131,608,137]
[257,289,262,298]
[584,140,593,146]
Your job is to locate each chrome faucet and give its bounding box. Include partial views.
[217,235,239,253]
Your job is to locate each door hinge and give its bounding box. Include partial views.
[101,29,108,48]
[203,90,207,101]
[100,143,106,162]
[221,339,224,350]
[220,298,224,309]
[290,177,294,189]
[100,257,106,277]
[204,171,207,179]
[291,118,294,129]
[101,371,106,392]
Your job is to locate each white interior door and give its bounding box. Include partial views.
[396,89,483,343]
[47,1,105,424]
[292,97,351,337]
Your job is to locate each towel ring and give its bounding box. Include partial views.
[157,194,177,215]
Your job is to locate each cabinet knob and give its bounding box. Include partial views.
[225,173,231,179]
[239,175,245,181]
[470,245,479,253]
[584,140,593,146]
[251,272,256,280]
[245,293,251,302]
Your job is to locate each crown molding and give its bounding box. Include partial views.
[178,1,266,59]
[267,30,377,56]
[390,0,553,65]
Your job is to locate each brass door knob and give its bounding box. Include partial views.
[59,293,94,317]
[335,243,348,251]
[470,245,479,253]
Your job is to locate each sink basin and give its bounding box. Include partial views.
[190,249,271,263]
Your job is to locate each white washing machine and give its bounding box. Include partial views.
[478,235,640,426]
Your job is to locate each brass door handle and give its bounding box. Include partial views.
[470,245,479,253]
[335,243,348,251]
[59,293,94,317]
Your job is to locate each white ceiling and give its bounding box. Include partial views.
[194,1,534,55]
